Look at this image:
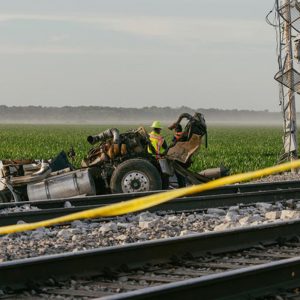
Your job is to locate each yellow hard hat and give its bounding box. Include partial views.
[151,120,163,129]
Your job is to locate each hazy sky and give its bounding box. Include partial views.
[0,0,281,111]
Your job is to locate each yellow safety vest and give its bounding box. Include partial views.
[148,131,166,158]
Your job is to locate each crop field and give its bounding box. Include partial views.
[0,124,284,174]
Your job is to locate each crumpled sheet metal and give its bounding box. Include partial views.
[166,134,202,164]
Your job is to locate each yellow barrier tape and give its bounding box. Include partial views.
[1,159,300,235]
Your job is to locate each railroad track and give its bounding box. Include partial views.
[3,219,300,299]
[1,181,300,226]
[2,180,300,209]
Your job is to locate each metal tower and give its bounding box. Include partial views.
[271,0,300,163]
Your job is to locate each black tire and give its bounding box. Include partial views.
[110,158,162,193]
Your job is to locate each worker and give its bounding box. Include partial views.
[169,123,187,188]
[173,124,183,142]
[148,121,168,159]
[169,123,188,148]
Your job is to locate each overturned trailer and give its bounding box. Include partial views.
[0,113,228,203]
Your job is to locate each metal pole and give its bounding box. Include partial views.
[282,0,298,164]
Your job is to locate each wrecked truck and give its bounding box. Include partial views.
[0,113,228,203]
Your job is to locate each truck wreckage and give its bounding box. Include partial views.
[0,113,228,203]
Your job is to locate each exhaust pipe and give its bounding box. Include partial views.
[87,128,120,145]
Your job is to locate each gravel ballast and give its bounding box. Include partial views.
[1,199,300,262]
[252,172,300,183]
[2,174,300,262]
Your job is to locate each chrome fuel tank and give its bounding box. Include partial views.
[27,169,96,201]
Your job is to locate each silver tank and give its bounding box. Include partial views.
[27,169,96,201]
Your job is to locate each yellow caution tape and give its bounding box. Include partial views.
[1,159,300,235]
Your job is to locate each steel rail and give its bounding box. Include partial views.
[2,218,300,289]
[99,257,300,300]
[1,187,300,226]
[1,180,300,210]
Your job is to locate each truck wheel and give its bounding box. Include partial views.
[110,159,162,193]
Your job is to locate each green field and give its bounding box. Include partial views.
[0,124,284,174]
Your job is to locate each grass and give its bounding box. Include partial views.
[0,124,285,174]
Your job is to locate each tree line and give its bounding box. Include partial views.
[0,105,284,124]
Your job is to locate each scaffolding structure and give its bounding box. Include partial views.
[272,0,300,163]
